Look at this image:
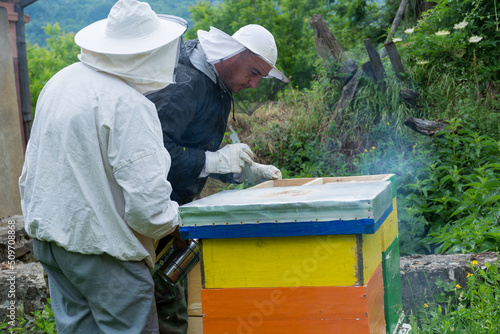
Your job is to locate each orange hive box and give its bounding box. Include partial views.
[201,264,386,334]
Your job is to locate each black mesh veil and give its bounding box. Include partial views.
[231,76,289,115]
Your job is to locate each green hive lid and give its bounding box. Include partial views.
[179,181,393,239]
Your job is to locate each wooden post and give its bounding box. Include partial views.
[309,14,343,61]
[384,41,421,106]
[334,59,358,87]
[332,70,362,129]
[0,7,24,217]
[361,61,375,81]
[364,38,385,82]
[384,40,406,81]
[319,70,361,138]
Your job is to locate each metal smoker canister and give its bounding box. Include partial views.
[158,239,200,286]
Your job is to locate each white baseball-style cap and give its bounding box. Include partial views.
[75,0,187,55]
[198,25,289,83]
[232,25,288,83]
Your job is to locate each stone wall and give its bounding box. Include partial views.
[400,251,499,317]
[1,261,47,322]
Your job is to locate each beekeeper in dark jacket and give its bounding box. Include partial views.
[146,25,289,334]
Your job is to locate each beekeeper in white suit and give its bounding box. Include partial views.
[19,0,186,332]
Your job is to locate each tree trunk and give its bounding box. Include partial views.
[334,59,358,87]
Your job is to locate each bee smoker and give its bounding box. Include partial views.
[157,239,200,286]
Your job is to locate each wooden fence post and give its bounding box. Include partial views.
[384,41,406,81]
[331,71,362,130]
[364,38,385,82]
[308,14,344,61]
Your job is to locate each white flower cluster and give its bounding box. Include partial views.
[435,30,450,36]
[454,21,468,30]
[469,35,483,43]
[404,28,415,34]
[393,38,402,42]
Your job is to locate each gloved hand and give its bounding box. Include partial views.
[235,162,282,185]
[205,143,254,174]
[251,162,282,183]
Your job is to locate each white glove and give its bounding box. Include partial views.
[235,162,282,185]
[251,163,282,183]
[205,143,254,174]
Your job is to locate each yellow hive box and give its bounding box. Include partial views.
[202,228,383,288]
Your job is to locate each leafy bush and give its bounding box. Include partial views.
[454,98,500,141]
[402,121,500,254]
[398,0,499,102]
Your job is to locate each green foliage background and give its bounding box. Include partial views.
[25,0,401,89]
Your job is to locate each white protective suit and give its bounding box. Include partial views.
[19,61,179,268]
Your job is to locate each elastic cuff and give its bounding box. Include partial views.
[202,151,215,176]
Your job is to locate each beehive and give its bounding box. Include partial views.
[180,174,403,334]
